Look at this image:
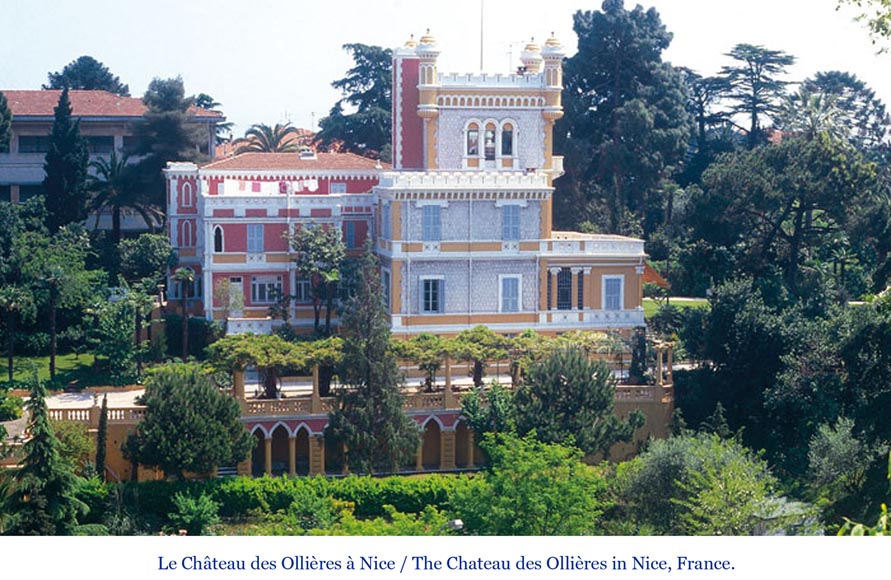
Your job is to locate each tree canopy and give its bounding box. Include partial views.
[288,223,346,335]
[233,122,305,154]
[43,88,90,233]
[124,363,253,479]
[556,0,691,235]
[315,43,392,161]
[44,55,130,96]
[0,91,11,153]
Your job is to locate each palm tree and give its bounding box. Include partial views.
[89,151,163,244]
[174,267,195,360]
[233,122,305,154]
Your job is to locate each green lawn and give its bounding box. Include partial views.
[643,297,709,318]
[3,352,108,388]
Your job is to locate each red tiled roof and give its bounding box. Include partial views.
[2,89,222,119]
[200,152,390,171]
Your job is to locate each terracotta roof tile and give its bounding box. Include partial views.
[2,89,222,119]
[200,152,389,171]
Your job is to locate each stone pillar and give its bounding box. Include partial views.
[443,357,457,409]
[667,345,674,384]
[466,431,475,469]
[440,430,456,470]
[288,436,296,476]
[309,435,325,476]
[571,267,583,310]
[656,349,664,386]
[415,445,424,472]
[583,267,592,310]
[236,458,251,476]
[89,392,101,427]
[311,365,322,413]
[233,369,246,400]
[548,267,561,310]
[264,437,272,476]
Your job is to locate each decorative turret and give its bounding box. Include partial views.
[520,38,543,74]
[417,29,440,86]
[541,33,565,89]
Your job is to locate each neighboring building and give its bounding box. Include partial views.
[0,89,222,230]
[166,33,647,337]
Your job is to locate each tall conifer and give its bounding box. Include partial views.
[43,88,89,232]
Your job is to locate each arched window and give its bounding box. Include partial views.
[181,220,193,247]
[213,226,224,253]
[501,122,514,157]
[484,122,497,161]
[466,122,479,156]
[181,181,194,208]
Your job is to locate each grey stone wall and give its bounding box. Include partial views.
[401,200,541,241]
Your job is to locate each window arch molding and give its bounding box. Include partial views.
[181,181,194,208]
[213,225,224,253]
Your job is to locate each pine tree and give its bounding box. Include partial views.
[514,346,644,456]
[95,395,108,482]
[325,250,420,474]
[8,372,85,535]
[43,88,90,232]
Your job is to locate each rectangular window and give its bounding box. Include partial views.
[500,276,520,313]
[501,128,513,156]
[484,128,496,161]
[18,136,51,154]
[86,136,115,155]
[577,271,585,310]
[502,205,520,241]
[247,224,264,253]
[344,221,356,248]
[251,275,282,304]
[382,269,391,311]
[421,205,441,242]
[294,275,312,303]
[603,276,624,311]
[466,129,479,156]
[329,182,347,194]
[0,186,10,203]
[421,278,443,313]
[557,268,572,310]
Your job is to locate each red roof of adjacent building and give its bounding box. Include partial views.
[3,89,222,119]
[200,152,389,171]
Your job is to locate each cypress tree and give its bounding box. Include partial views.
[8,372,85,535]
[95,395,108,481]
[0,90,12,153]
[43,88,90,232]
[326,250,420,474]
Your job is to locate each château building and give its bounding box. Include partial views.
[166,32,647,337]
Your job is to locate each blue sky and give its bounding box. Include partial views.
[4,0,888,135]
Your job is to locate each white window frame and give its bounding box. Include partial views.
[247,224,264,253]
[501,204,521,241]
[344,221,356,248]
[181,220,193,247]
[381,268,391,311]
[181,181,194,208]
[498,274,522,313]
[419,275,444,314]
[329,182,347,194]
[421,205,442,242]
[250,275,282,304]
[293,274,312,303]
[213,226,224,253]
[602,275,624,311]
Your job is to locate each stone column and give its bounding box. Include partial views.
[571,267,582,310]
[548,267,561,310]
[466,431,475,469]
[236,458,251,476]
[311,365,322,413]
[667,345,674,384]
[415,445,424,472]
[264,437,272,476]
[309,435,326,476]
[656,348,664,386]
[440,430,456,470]
[288,436,296,476]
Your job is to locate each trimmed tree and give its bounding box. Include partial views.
[123,363,253,480]
[325,250,419,473]
[43,87,90,232]
[514,346,644,457]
